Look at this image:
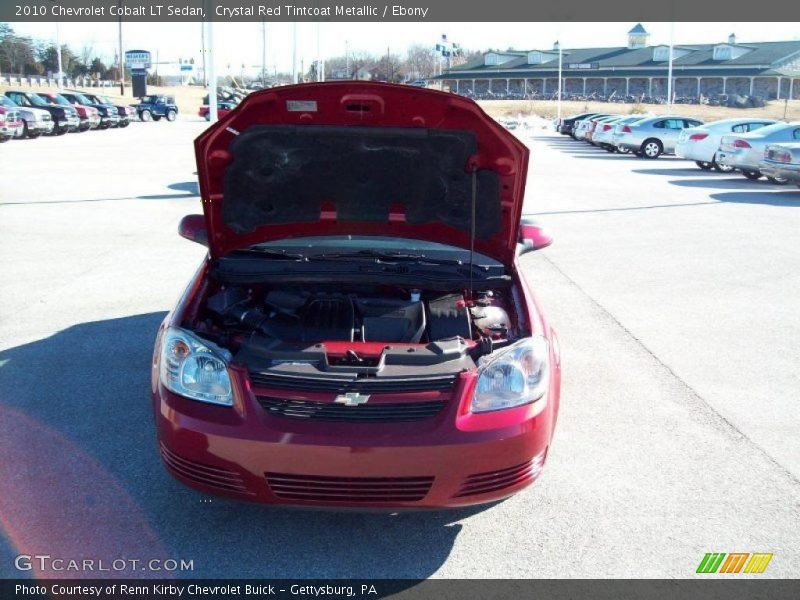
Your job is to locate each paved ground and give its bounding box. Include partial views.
[1,119,799,579]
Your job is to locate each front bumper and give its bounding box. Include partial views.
[759,161,800,183]
[56,116,81,131]
[30,120,55,133]
[153,373,555,508]
[101,115,120,126]
[80,115,102,130]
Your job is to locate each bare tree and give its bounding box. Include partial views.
[405,44,438,80]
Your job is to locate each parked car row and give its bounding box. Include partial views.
[0,91,181,142]
[555,112,800,186]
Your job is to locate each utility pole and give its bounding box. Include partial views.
[345,40,350,78]
[117,1,125,95]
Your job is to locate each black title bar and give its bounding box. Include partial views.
[2,0,800,22]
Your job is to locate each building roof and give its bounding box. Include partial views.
[629,24,648,34]
[440,40,800,79]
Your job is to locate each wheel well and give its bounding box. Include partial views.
[642,137,663,149]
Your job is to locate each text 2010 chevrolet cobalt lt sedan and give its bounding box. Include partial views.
[151,82,561,508]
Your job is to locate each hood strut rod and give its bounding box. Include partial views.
[469,167,477,300]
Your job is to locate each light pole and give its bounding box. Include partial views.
[556,40,563,122]
[117,0,125,95]
[666,21,675,114]
[292,22,298,83]
[206,20,217,122]
[261,20,267,85]
[345,40,350,78]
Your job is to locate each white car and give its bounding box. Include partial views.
[675,118,778,172]
[594,115,649,151]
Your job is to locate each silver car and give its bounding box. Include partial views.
[759,142,800,188]
[597,115,650,152]
[0,96,54,138]
[717,122,800,182]
[574,114,612,141]
[616,115,704,158]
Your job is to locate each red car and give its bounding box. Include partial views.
[36,92,101,132]
[152,82,561,508]
[198,101,235,121]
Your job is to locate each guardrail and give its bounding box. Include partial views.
[0,75,117,88]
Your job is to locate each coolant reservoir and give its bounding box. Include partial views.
[470,306,510,337]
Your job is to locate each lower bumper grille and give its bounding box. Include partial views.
[266,472,434,502]
[256,396,444,422]
[454,453,545,498]
[160,444,252,495]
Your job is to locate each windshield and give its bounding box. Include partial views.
[0,97,17,108]
[248,236,502,266]
[49,94,71,107]
[70,93,92,105]
[27,94,49,107]
[96,95,112,104]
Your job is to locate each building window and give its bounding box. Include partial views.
[713,46,732,61]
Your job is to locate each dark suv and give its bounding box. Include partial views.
[81,92,134,127]
[60,91,120,129]
[4,90,80,135]
[137,95,178,122]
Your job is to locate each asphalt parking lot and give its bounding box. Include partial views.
[1,119,799,579]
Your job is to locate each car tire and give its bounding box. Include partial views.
[641,139,663,159]
[166,110,177,122]
[0,135,8,143]
[140,110,152,122]
[766,176,789,185]
[742,170,762,180]
[711,155,735,173]
[56,126,68,136]
[695,161,713,170]
[119,121,129,128]
[618,146,631,154]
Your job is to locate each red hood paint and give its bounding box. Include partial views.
[194,82,529,265]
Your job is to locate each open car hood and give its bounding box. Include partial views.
[195,82,529,265]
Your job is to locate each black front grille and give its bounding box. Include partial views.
[266,472,434,502]
[249,371,457,393]
[256,396,445,422]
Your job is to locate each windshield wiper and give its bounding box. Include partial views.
[308,250,464,266]
[233,248,305,260]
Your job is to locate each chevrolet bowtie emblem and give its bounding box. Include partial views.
[334,392,370,406]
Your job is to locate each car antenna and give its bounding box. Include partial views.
[469,166,477,300]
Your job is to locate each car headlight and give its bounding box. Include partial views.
[471,336,549,413]
[159,327,233,406]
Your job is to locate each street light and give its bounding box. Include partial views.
[555,40,562,123]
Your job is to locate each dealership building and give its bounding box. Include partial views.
[436,25,800,100]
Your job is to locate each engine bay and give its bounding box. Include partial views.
[188,282,523,375]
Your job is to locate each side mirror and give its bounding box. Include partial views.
[178,214,208,246]
[518,217,553,255]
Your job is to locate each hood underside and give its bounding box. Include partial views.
[194,82,529,265]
